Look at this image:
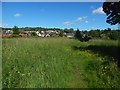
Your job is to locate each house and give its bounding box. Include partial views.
[45,34,50,37]
[36,31,45,37]
[2,30,13,37]
[2,30,13,34]
[64,33,74,38]
[19,31,31,37]
[46,30,60,37]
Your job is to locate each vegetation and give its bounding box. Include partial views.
[13,26,19,35]
[2,37,120,88]
[2,26,120,40]
[74,29,91,42]
[2,1,120,88]
[31,32,37,36]
[103,1,120,25]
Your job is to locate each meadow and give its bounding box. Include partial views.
[2,37,120,88]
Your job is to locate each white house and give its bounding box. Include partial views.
[5,30,13,34]
[36,31,45,37]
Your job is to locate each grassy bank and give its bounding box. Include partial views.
[2,37,120,88]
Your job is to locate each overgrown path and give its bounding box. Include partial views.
[2,38,120,88]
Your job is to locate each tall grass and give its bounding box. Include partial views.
[2,37,120,88]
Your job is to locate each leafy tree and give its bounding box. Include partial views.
[31,32,36,36]
[89,30,100,39]
[13,26,19,34]
[82,35,91,42]
[108,30,120,40]
[74,29,82,40]
[59,30,64,37]
[103,1,120,25]
[75,29,91,42]
[64,28,74,33]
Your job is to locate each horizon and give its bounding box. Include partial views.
[2,2,118,30]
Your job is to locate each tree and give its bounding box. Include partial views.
[107,30,120,40]
[59,30,64,37]
[31,32,36,36]
[89,30,100,39]
[74,29,82,41]
[13,26,19,34]
[82,35,91,42]
[103,1,120,25]
[75,29,91,42]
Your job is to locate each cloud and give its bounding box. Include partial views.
[14,13,22,17]
[75,17,82,22]
[75,16,87,22]
[85,20,88,23]
[1,24,9,27]
[91,26,96,29]
[63,21,72,26]
[63,16,87,26]
[3,24,9,27]
[92,7,105,14]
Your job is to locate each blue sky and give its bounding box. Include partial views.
[2,2,118,30]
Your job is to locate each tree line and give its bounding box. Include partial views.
[75,28,120,42]
[2,26,120,41]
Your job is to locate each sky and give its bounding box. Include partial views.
[2,2,118,30]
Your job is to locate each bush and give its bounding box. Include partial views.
[31,32,37,36]
[108,31,120,40]
[81,35,91,42]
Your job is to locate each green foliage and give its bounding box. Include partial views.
[74,29,82,40]
[89,30,101,39]
[75,29,91,42]
[31,32,36,36]
[64,28,74,33]
[2,26,120,40]
[103,2,120,25]
[107,30,120,40]
[100,34,109,40]
[59,31,64,37]
[13,26,19,34]
[2,38,120,88]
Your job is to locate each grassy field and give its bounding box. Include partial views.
[2,37,120,88]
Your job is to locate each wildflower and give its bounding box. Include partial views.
[21,74,25,76]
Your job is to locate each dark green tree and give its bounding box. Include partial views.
[75,29,82,40]
[108,30,120,40]
[74,29,82,41]
[59,30,64,37]
[103,1,120,25]
[31,32,36,36]
[13,26,19,34]
[89,30,100,39]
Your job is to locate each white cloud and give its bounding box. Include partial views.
[63,21,72,26]
[75,17,82,22]
[91,26,96,29]
[3,24,9,27]
[14,13,22,17]
[85,20,88,23]
[63,16,87,26]
[75,16,87,22]
[92,7,105,14]
[1,24,9,27]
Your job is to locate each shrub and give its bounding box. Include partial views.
[31,32,37,36]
